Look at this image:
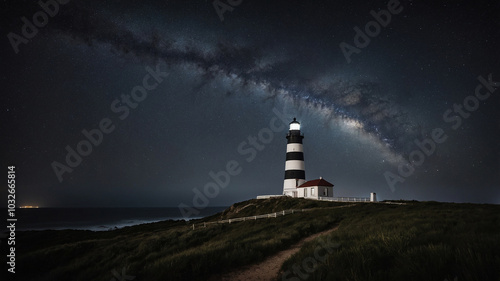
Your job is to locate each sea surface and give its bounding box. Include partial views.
[7,207,227,232]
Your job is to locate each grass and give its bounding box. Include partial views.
[279,201,500,281]
[8,198,342,281]
[3,198,499,281]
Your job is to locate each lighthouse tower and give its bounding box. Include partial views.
[283,118,306,197]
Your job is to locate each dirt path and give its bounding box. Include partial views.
[208,225,339,281]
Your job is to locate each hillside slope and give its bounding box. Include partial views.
[5,198,500,281]
[280,201,500,281]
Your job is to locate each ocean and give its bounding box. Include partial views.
[7,207,227,232]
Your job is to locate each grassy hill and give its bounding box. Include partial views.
[280,200,500,281]
[4,198,500,281]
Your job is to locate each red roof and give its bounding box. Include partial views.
[298,178,334,188]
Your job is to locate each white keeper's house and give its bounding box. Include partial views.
[294,177,334,199]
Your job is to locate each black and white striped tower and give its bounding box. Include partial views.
[283,118,305,196]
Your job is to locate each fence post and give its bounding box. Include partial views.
[283,210,285,216]
[192,224,195,230]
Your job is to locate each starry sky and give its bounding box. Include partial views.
[1,0,499,208]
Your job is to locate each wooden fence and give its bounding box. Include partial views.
[190,201,405,230]
[317,196,370,202]
[191,209,309,230]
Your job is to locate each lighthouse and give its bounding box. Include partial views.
[283,118,306,197]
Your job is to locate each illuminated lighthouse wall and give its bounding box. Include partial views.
[283,118,306,197]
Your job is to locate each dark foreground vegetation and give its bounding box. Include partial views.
[3,198,499,281]
[280,201,500,281]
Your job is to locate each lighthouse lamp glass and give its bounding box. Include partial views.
[290,123,300,130]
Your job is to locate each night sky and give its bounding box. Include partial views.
[2,0,499,208]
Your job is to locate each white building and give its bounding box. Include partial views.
[296,177,334,199]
